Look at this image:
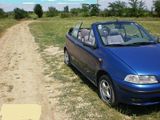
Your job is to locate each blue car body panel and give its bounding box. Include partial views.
[109,45,160,76]
[65,21,160,105]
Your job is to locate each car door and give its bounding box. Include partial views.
[77,29,100,83]
[66,22,82,67]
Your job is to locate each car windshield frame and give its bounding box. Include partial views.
[96,21,156,47]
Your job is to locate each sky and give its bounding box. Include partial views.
[0,0,154,11]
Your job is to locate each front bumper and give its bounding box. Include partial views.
[116,81,160,105]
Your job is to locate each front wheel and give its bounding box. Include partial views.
[98,75,117,106]
[64,50,71,66]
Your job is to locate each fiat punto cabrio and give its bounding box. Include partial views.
[64,21,160,106]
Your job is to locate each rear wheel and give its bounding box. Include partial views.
[98,75,117,106]
[64,50,71,65]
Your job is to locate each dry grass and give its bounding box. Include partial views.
[0,18,17,36]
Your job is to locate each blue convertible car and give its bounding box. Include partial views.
[64,21,160,106]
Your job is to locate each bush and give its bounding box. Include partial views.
[34,4,43,18]
[14,8,28,20]
[46,7,58,17]
[99,10,109,17]
[70,8,83,16]
[60,13,71,18]
[80,12,89,17]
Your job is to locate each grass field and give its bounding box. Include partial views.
[29,17,160,120]
[0,18,17,36]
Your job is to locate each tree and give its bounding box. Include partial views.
[70,8,81,16]
[81,4,90,17]
[34,4,43,18]
[46,7,58,17]
[129,0,146,17]
[154,0,160,17]
[108,1,126,16]
[99,9,109,17]
[0,8,6,18]
[129,0,139,16]
[138,0,146,16]
[14,8,28,20]
[89,4,100,16]
[64,6,69,13]
[82,4,90,12]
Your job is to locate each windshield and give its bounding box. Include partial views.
[97,22,155,46]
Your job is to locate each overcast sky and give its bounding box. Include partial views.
[0,0,154,11]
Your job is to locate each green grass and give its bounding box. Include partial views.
[0,18,17,36]
[30,17,160,50]
[29,17,160,120]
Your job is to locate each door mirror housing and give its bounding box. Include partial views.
[157,37,160,43]
[152,35,160,43]
[68,27,73,34]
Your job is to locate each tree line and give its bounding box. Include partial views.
[0,0,160,19]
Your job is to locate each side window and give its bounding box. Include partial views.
[84,30,96,46]
[72,23,82,39]
[72,26,79,38]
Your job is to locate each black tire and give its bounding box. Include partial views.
[64,50,71,66]
[98,75,117,107]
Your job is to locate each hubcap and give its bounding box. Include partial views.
[64,51,69,64]
[100,80,112,102]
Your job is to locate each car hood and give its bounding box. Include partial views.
[108,44,160,75]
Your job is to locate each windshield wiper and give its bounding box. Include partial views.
[107,44,126,47]
[106,41,156,47]
[125,41,157,46]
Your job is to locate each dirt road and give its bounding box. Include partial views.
[0,21,55,120]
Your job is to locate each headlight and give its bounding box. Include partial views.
[124,75,158,84]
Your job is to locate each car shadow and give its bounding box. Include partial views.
[70,65,98,93]
[69,65,160,117]
[115,103,160,116]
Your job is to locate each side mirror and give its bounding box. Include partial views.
[151,35,160,43]
[157,37,160,43]
[68,27,73,34]
[153,36,160,43]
